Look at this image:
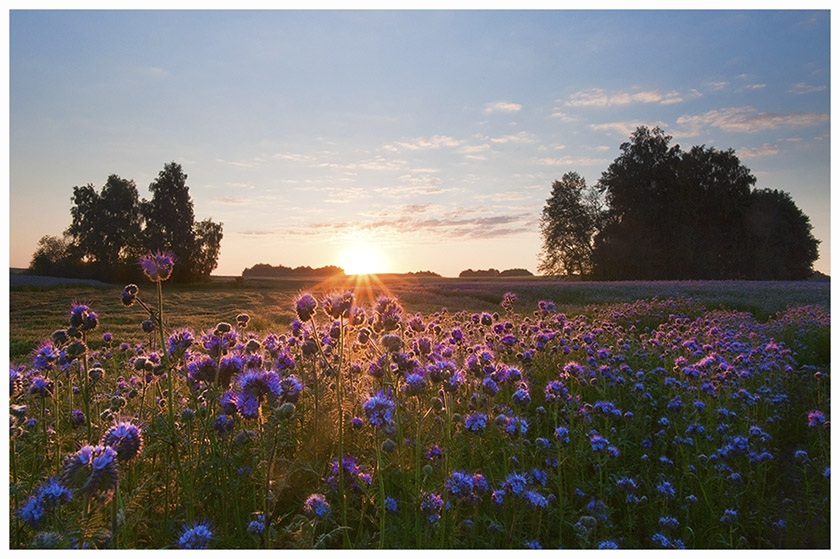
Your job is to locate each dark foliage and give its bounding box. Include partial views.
[241,263,346,278]
[35,163,223,283]
[541,126,820,280]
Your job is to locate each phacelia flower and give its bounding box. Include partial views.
[363,390,395,427]
[177,520,214,549]
[295,293,318,322]
[101,421,144,462]
[140,250,176,282]
[58,445,120,501]
[303,493,331,518]
[120,284,139,306]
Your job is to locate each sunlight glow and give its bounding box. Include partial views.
[338,241,390,276]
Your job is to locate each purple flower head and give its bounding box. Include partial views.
[402,370,427,396]
[373,296,404,332]
[504,472,528,496]
[295,293,318,322]
[303,493,331,518]
[214,414,235,436]
[465,413,488,433]
[140,250,176,282]
[29,375,54,398]
[167,329,194,357]
[178,520,214,549]
[363,390,395,427]
[322,290,354,319]
[121,284,139,306]
[420,491,447,523]
[101,421,144,462]
[512,384,531,407]
[247,514,265,536]
[278,375,303,403]
[232,369,282,419]
[70,409,86,428]
[59,445,120,501]
[808,410,826,428]
[32,341,59,370]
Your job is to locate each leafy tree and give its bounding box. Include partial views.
[65,175,143,280]
[141,162,223,282]
[52,162,223,283]
[29,235,76,276]
[744,188,819,279]
[544,126,819,280]
[189,218,224,280]
[538,172,602,277]
[593,127,682,279]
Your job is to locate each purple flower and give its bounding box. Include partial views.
[363,390,395,427]
[139,250,176,282]
[465,413,488,433]
[295,293,318,322]
[58,445,120,501]
[101,421,144,462]
[303,493,331,518]
[178,520,214,549]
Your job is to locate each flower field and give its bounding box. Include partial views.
[8,267,831,549]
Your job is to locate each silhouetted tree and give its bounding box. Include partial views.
[140,162,223,282]
[65,174,143,280]
[744,188,819,279]
[538,171,602,277]
[29,235,77,276]
[593,127,682,279]
[544,126,819,280]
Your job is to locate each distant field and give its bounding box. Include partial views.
[8,273,830,362]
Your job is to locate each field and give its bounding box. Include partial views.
[8,274,831,548]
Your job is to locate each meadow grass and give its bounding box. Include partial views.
[8,274,830,548]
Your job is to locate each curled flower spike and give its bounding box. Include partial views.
[121,284,139,306]
[139,250,176,282]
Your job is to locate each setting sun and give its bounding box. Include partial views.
[337,241,390,275]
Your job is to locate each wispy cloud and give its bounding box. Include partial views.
[737,144,779,158]
[484,100,522,114]
[534,155,610,167]
[788,82,827,95]
[383,135,461,152]
[272,152,317,162]
[589,120,668,138]
[489,131,538,144]
[564,88,683,108]
[676,106,829,135]
[212,196,251,205]
[288,211,535,241]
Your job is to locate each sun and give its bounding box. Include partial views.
[338,241,390,276]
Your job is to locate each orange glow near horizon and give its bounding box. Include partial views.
[336,238,391,276]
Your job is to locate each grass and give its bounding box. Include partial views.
[9,275,830,363]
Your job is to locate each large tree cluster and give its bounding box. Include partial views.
[31,162,223,283]
[539,127,819,280]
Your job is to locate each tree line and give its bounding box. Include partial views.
[539,126,820,280]
[30,162,223,283]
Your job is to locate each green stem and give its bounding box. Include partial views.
[375,425,386,549]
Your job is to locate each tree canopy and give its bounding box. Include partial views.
[540,126,819,280]
[35,162,223,283]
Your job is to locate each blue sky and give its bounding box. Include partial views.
[7,9,832,277]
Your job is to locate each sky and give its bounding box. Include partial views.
[6,8,833,277]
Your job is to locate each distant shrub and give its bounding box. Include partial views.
[458,268,500,278]
[242,263,345,278]
[499,268,533,277]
